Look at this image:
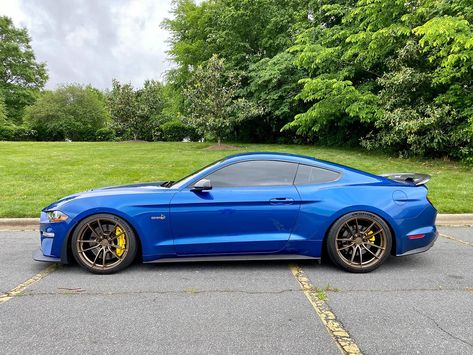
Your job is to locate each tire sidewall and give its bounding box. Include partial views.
[326,211,392,273]
[71,213,137,274]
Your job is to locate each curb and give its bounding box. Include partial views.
[0,214,472,231]
[0,218,39,231]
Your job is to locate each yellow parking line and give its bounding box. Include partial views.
[0,264,59,304]
[440,233,473,248]
[289,264,362,355]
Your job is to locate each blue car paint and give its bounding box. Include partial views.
[36,152,437,263]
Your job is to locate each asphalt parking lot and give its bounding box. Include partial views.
[1,227,472,354]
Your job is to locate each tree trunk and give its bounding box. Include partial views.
[217,137,221,145]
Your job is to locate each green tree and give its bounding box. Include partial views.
[163,0,311,141]
[108,80,166,141]
[0,16,48,123]
[25,84,108,141]
[183,55,260,144]
[288,0,473,159]
[108,80,139,140]
[0,94,7,125]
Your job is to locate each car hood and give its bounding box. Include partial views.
[43,182,169,211]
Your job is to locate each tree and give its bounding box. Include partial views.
[288,0,473,159]
[183,55,259,144]
[108,80,139,140]
[163,0,311,142]
[0,16,48,123]
[245,52,307,142]
[108,80,166,141]
[0,94,7,125]
[25,84,108,141]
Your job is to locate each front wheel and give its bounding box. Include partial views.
[71,214,137,274]
[326,212,392,273]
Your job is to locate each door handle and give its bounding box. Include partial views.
[269,197,294,205]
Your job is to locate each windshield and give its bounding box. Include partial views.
[169,159,223,189]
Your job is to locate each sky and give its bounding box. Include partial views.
[0,0,176,90]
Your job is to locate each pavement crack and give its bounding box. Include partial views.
[9,288,301,298]
[413,308,473,349]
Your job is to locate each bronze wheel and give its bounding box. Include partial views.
[71,214,137,274]
[327,212,392,273]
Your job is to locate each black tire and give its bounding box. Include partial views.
[71,213,137,274]
[326,211,392,273]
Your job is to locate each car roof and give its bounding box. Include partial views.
[223,152,383,181]
[224,152,340,169]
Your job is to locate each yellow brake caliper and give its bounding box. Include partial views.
[114,226,126,257]
[367,230,375,242]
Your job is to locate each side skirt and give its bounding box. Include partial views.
[144,254,320,264]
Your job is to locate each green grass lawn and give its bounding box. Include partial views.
[0,141,471,217]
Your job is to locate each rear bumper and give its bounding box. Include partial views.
[33,248,61,262]
[396,230,438,256]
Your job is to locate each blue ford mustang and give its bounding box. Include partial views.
[34,152,437,274]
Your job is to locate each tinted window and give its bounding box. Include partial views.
[295,164,340,185]
[204,160,298,187]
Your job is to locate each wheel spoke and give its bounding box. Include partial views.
[92,247,103,267]
[79,244,101,253]
[102,249,107,268]
[87,223,101,239]
[77,239,98,244]
[338,243,354,251]
[354,218,359,234]
[350,246,357,263]
[365,221,376,233]
[97,219,106,236]
[359,246,363,266]
[365,242,385,250]
[368,229,384,238]
[362,244,380,259]
[108,247,121,260]
[344,223,355,237]
[109,231,125,241]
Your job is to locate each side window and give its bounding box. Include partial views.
[295,164,340,185]
[204,160,298,187]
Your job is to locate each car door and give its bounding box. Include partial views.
[170,160,301,255]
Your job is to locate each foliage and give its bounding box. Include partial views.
[0,94,7,125]
[183,55,260,144]
[154,119,198,142]
[95,127,116,141]
[0,16,48,123]
[108,80,166,141]
[244,52,307,142]
[289,0,473,160]
[24,85,109,141]
[163,0,311,141]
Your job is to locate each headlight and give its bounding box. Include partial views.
[47,210,69,223]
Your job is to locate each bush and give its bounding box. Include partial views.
[153,120,199,141]
[95,127,116,141]
[0,125,36,141]
[25,84,109,141]
[0,125,14,140]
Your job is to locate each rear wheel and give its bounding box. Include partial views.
[326,212,392,273]
[71,214,137,274]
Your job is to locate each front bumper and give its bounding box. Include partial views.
[33,248,61,262]
[33,211,71,263]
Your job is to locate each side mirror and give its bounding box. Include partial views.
[191,179,212,192]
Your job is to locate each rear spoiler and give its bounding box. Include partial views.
[380,173,431,186]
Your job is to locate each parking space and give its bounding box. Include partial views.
[0,227,472,354]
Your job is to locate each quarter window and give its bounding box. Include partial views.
[295,164,340,185]
[204,160,298,187]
